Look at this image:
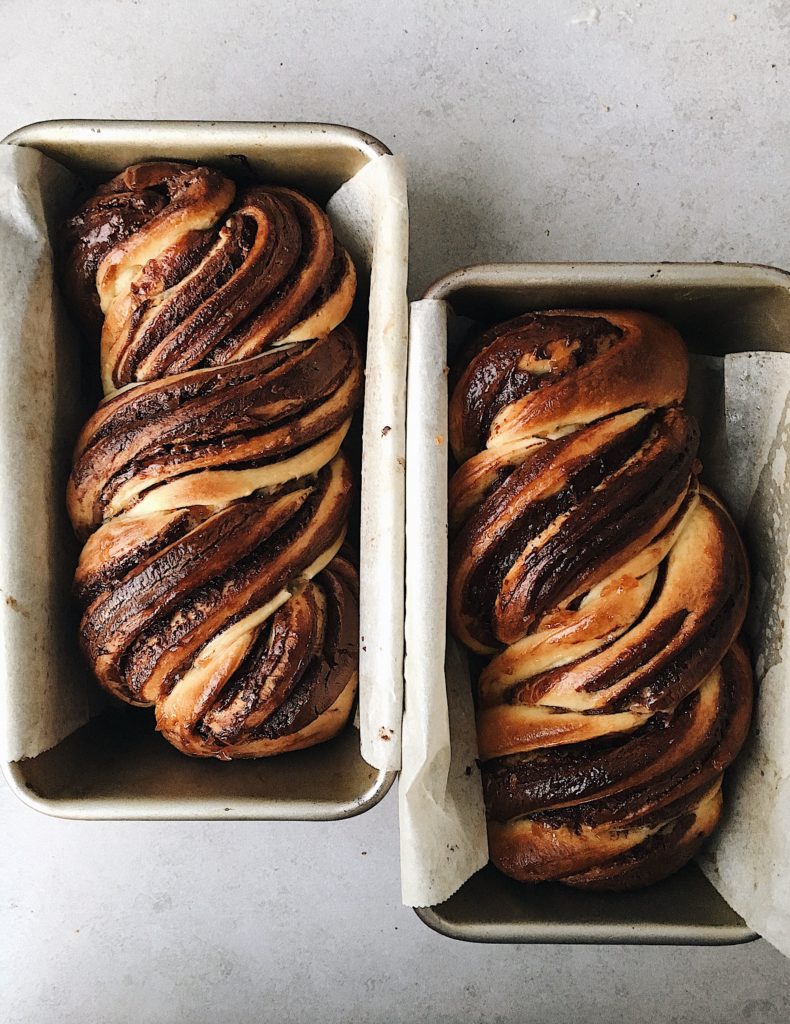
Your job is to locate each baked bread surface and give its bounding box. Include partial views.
[448,310,752,889]
[63,162,361,758]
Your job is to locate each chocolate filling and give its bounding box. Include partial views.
[482,645,749,823]
[456,407,697,647]
[458,314,625,453]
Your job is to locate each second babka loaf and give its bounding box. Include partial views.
[448,310,752,890]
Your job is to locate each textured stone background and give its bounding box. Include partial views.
[2,1,790,1021]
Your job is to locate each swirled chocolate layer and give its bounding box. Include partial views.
[62,162,356,392]
[68,325,361,536]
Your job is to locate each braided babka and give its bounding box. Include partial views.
[448,310,753,890]
[62,161,362,758]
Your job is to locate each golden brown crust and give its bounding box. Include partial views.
[67,325,362,538]
[489,777,724,888]
[449,310,688,465]
[61,162,355,391]
[448,309,752,890]
[63,161,361,759]
[155,558,359,758]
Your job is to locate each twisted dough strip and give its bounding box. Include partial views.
[62,162,361,758]
[448,310,752,889]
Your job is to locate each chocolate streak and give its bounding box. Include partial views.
[454,408,698,648]
[69,326,361,536]
[483,644,751,822]
[456,314,624,456]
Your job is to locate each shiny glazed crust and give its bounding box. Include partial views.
[448,309,753,889]
[63,161,361,758]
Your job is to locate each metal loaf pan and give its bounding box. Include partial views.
[413,261,789,944]
[1,119,400,820]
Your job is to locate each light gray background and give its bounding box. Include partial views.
[2,1,790,1021]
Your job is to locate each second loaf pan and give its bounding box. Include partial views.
[409,261,782,944]
[0,119,407,820]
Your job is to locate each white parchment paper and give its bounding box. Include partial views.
[0,145,96,763]
[403,304,790,955]
[329,156,408,772]
[695,351,790,961]
[400,299,488,907]
[0,145,408,772]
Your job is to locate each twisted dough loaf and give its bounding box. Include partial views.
[62,162,362,758]
[448,310,752,889]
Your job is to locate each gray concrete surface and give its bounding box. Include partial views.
[2,1,790,1021]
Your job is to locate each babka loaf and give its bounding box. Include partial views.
[62,161,361,758]
[448,310,752,889]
